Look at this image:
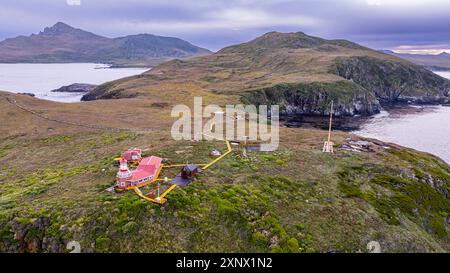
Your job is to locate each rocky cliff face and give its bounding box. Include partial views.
[240,55,450,117]
[333,56,450,104]
[241,81,381,117]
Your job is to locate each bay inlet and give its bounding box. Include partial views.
[0,63,148,102]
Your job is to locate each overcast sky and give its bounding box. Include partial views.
[1,0,449,53]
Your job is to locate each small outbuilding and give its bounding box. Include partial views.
[181,164,202,179]
[170,164,203,187]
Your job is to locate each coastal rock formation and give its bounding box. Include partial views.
[241,81,381,117]
[333,56,450,105]
[81,81,135,101]
[17,93,35,97]
[52,83,97,93]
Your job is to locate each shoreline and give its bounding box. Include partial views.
[0,63,149,103]
[353,104,450,164]
[0,62,150,69]
[281,103,449,132]
[7,85,447,127]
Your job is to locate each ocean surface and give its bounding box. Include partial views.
[0,63,148,102]
[354,71,450,164]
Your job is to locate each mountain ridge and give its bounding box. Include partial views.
[381,50,450,71]
[0,22,212,66]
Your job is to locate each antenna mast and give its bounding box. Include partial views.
[322,101,334,154]
[327,100,333,143]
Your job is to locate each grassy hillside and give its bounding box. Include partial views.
[0,92,448,253]
[83,31,450,115]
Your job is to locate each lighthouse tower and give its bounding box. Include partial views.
[116,158,132,188]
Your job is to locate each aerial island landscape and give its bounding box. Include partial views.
[0,0,448,257]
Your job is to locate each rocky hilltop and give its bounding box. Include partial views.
[83,31,450,116]
[0,22,211,67]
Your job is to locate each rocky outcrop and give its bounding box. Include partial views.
[241,81,381,117]
[52,83,97,93]
[333,56,450,105]
[1,217,63,253]
[81,81,137,101]
[18,93,35,97]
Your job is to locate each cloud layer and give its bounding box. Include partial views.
[0,0,449,52]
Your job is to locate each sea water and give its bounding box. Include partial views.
[354,71,450,164]
[0,63,148,102]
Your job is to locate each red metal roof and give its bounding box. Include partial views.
[130,156,162,182]
[139,156,162,166]
[131,169,154,181]
[121,149,142,161]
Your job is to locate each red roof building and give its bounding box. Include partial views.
[121,149,142,162]
[115,156,162,190]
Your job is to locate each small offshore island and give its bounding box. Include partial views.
[51,83,97,93]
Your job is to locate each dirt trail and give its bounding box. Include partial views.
[1,94,154,133]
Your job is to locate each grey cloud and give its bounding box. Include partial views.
[0,0,449,52]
